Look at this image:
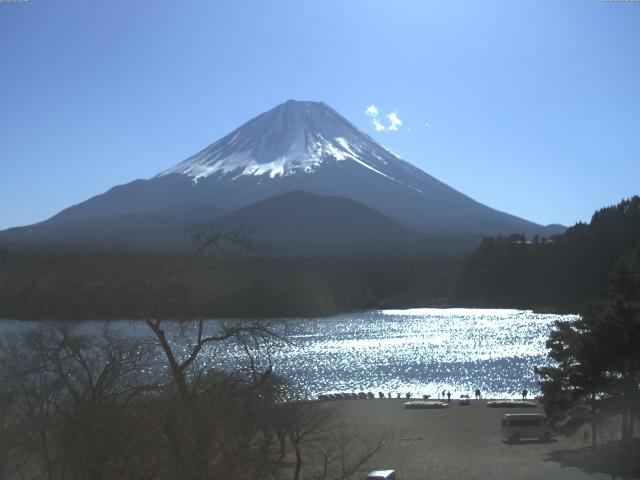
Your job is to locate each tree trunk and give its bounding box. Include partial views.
[277,432,286,461]
[591,398,598,448]
[292,441,302,480]
[163,418,192,480]
[145,320,191,402]
[621,375,635,444]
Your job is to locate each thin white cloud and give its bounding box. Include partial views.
[424,122,431,127]
[373,119,386,131]
[387,112,402,131]
[364,104,403,133]
[365,104,379,117]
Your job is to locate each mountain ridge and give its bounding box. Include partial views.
[0,100,565,254]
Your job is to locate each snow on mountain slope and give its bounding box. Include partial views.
[20,99,563,243]
[158,100,422,192]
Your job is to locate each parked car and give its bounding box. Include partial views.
[366,470,396,480]
[501,413,552,442]
[459,394,471,405]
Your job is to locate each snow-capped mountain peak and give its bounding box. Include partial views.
[12,99,558,244]
[157,100,415,186]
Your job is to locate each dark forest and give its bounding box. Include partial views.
[1,196,638,320]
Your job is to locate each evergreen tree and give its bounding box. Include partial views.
[536,242,640,447]
[455,196,640,311]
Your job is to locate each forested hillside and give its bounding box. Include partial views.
[2,197,638,320]
[0,252,455,320]
[453,196,640,311]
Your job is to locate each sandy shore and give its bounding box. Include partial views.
[328,399,607,480]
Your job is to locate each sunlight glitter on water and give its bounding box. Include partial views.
[0,308,577,399]
[242,308,577,399]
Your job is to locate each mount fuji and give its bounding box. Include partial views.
[0,100,563,254]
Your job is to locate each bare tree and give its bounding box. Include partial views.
[0,387,20,480]
[309,427,385,480]
[190,223,260,260]
[267,385,386,480]
[0,226,386,480]
[0,324,155,480]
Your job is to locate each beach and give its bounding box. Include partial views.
[327,398,607,480]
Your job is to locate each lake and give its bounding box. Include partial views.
[0,308,576,399]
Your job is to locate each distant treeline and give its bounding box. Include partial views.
[0,251,457,320]
[2,196,638,320]
[452,196,640,312]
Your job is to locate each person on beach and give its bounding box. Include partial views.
[446,391,451,402]
[475,388,481,399]
[522,388,528,399]
[442,389,446,399]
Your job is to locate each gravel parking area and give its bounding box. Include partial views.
[331,399,608,480]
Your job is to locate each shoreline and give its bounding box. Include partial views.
[0,304,581,322]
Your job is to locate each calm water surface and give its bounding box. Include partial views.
[0,308,576,399]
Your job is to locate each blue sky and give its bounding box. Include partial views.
[1,0,639,230]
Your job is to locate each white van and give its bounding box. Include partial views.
[501,413,552,442]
